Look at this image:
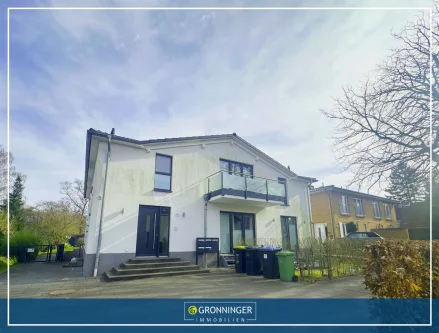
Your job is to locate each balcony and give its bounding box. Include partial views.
[206,171,287,207]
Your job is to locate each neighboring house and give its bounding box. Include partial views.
[83,129,317,276]
[310,185,399,241]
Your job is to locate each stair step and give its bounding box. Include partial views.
[104,269,209,282]
[121,261,191,269]
[128,257,181,264]
[112,265,200,275]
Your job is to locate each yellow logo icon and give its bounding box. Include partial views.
[188,306,198,315]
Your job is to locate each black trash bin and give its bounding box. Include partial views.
[17,246,26,263]
[260,246,282,279]
[56,244,65,262]
[245,246,263,276]
[233,246,247,273]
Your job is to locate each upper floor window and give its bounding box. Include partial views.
[220,159,253,177]
[372,202,381,219]
[154,154,172,191]
[339,195,351,215]
[354,198,364,217]
[384,204,392,220]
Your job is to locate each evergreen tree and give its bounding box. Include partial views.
[5,174,26,230]
[386,162,426,205]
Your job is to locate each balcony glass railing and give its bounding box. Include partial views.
[207,171,287,203]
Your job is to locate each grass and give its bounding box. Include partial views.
[0,256,17,274]
[295,263,363,282]
[49,243,77,255]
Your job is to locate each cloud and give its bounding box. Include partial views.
[2,0,431,204]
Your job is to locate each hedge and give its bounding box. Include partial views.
[364,240,439,298]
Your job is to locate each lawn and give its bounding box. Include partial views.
[49,243,77,255]
[295,263,362,282]
[0,256,17,274]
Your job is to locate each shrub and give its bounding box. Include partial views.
[9,229,41,260]
[364,240,439,298]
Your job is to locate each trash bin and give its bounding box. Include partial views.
[17,246,26,263]
[245,246,263,275]
[276,251,298,282]
[260,246,282,279]
[56,244,65,262]
[233,246,247,273]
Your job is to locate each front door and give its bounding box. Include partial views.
[314,223,328,242]
[136,205,170,257]
[281,216,298,251]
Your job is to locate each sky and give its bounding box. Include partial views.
[0,0,432,205]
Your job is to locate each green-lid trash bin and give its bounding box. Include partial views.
[233,246,247,273]
[276,251,298,282]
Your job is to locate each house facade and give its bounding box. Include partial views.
[310,185,398,241]
[83,129,317,276]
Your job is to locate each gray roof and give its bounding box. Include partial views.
[84,128,317,196]
[310,185,400,203]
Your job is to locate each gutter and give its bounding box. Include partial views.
[93,128,114,277]
[327,190,336,238]
[305,184,314,239]
[203,197,208,268]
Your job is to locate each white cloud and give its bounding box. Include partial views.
[3,0,432,204]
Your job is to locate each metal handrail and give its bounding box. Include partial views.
[206,170,287,182]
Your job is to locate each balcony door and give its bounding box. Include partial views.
[281,216,298,251]
[220,212,256,253]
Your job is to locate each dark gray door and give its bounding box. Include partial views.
[136,206,159,256]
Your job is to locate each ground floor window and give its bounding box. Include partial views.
[281,216,298,250]
[220,212,255,253]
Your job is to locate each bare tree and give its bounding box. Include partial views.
[0,145,16,203]
[59,179,89,217]
[322,7,438,191]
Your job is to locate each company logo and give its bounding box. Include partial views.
[188,306,198,315]
[184,302,257,324]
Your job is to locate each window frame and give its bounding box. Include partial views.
[278,177,288,206]
[384,204,392,220]
[339,195,351,215]
[219,158,253,177]
[154,153,173,192]
[372,201,381,219]
[353,198,364,217]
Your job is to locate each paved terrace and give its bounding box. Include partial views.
[0,262,370,299]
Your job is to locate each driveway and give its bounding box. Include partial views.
[0,263,371,299]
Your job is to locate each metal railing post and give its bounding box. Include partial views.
[245,176,247,199]
[266,179,269,201]
[221,171,224,196]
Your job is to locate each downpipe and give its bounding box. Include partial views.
[93,129,113,277]
[203,199,208,268]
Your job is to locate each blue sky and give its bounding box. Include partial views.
[0,0,431,204]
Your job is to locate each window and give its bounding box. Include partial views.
[339,222,348,237]
[354,198,364,217]
[219,159,253,177]
[372,202,381,219]
[154,154,172,191]
[278,177,288,205]
[384,204,392,220]
[339,195,351,215]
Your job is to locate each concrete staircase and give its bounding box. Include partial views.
[104,257,209,282]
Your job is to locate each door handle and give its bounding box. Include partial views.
[153,213,157,250]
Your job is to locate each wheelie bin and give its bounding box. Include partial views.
[245,246,262,275]
[276,251,299,282]
[260,246,282,279]
[233,245,247,273]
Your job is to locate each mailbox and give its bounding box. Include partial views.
[196,237,220,267]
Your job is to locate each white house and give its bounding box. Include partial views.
[83,128,317,277]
